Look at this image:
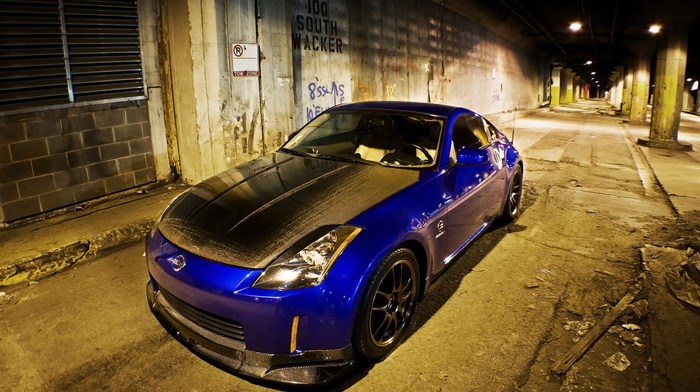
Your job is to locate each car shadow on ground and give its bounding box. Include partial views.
[325,210,532,390]
[238,218,530,392]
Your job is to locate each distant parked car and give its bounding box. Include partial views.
[146,101,523,385]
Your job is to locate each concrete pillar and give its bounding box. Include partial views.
[140,0,171,181]
[164,0,215,183]
[558,68,572,104]
[621,66,633,115]
[630,52,651,123]
[574,75,581,101]
[564,68,574,104]
[550,66,562,106]
[258,1,295,150]
[645,25,691,149]
[683,79,694,111]
[610,66,624,110]
[609,72,618,107]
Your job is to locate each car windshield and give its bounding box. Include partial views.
[282,110,444,168]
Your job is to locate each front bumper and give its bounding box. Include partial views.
[146,281,355,385]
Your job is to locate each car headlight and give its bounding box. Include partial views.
[252,225,362,290]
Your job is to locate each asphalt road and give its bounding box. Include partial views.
[0,106,688,392]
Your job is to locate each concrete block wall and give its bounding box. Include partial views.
[0,101,156,223]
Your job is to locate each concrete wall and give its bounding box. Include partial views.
[158,0,547,186]
[159,0,295,184]
[341,0,544,124]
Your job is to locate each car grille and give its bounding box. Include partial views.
[160,288,245,342]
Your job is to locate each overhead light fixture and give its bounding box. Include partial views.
[687,78,693,82]
[591,71,596,75]
[570,22,582,31]
[649,25,661,34]
[585,60,593,65]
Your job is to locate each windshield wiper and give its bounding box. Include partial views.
[278,147,309,157]
[312,154,370,165]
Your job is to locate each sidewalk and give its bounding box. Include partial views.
[1,101,699,288]
[554,99,700,214]
[0,184,187,287]
[624,112,700,214]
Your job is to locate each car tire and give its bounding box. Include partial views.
[352,247,419,360]
[500,164,523,223]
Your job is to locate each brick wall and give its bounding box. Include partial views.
[0,100,156,223]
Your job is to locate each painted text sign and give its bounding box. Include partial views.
[292,0,343,53]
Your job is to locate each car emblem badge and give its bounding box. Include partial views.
[171,255,186,271]
[436,220,445,239]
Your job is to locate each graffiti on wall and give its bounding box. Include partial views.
[292,0,343,53]
[305,77,345,121]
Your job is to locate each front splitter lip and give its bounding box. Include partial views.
[146,281,355,385]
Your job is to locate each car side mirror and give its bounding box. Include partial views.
[455,147,488,165]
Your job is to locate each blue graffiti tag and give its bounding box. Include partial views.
[306,78,345,121]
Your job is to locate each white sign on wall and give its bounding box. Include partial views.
[231,43,260,77]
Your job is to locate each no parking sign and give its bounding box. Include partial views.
[231,43,260,77]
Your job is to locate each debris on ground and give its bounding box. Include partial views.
[608,325,643,346]
[551,287,640,374]
[665,248,700,309]
[621,323,641,331]
[627,299,649,317]
[563,320,594,336]
[605,351,631,371]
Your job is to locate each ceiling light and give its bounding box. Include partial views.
[570,23,582,31]
[649,25,661,34]
[585,61,593,65]
[591,72,596,75]
[687,78,693,82]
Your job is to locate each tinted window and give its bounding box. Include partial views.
[451,114,490,151]
[484,120,498,141]
[285,110,444,168]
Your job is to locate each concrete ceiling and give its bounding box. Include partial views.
[441,0,700,89]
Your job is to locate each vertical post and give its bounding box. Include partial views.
[649,25,689,142]
[550,66,562,106]
[621,65,633,115]
[629,52,651,123]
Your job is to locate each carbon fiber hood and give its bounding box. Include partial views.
[157,153,419,269]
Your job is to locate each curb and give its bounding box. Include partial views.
[0,218,156,287]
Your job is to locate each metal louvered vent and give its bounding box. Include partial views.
[0,0,146,113]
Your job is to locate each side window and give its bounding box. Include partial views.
[451,114,490,152]
[483,119,498,141]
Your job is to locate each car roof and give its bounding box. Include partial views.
[331,101,474,118]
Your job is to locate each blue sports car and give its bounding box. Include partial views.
[146,101,523,385]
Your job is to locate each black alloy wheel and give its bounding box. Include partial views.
[500,164,523,222]
[353,248,419,359]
